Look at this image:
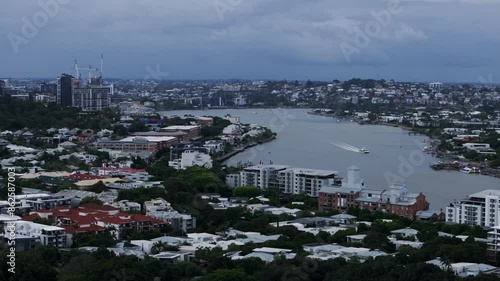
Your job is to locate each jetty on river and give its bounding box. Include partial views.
[430,161,461,170]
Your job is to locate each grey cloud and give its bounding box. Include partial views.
[1,0,500,81]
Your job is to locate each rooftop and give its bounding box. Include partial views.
[162,125,200,130]
[119,136,177,143]
[244,164,290,171]
[469,189,500,198]
[284,168,339,177]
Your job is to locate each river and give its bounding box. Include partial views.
[161,108,500,209]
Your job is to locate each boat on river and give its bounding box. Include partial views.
[359,148,369,154]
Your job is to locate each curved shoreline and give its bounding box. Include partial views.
[217,135,277,163]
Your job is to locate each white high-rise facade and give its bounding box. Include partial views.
[446,189,500,227]
[277,168,339,197]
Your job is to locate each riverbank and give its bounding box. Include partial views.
[216,135,277,162]
[306,110,500,179]
[161,105,309,112]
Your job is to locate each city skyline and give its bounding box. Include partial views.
[1,1,500,82]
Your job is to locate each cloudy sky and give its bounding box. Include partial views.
[1,0,499,82]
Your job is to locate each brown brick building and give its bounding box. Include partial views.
[161,125,201,140]
[318,166,430,220]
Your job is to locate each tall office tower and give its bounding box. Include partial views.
[57,74,74,107]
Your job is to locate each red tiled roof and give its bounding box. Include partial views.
[78,224,106,232]
[63,225,77,234]
[98,216,133,224]
[116,212,132,217]
[35,209,54,213]
[57,213,96,225]
[151,218,168,225]
[22,213,40,221]
[52,205,71,212]
[91,212,111,219]
[131,214,153,222]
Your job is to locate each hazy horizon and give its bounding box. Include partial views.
[2,0,500,83]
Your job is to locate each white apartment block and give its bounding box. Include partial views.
[6,221,70,248]
[168,150,213,170]
[488,226,500,256]
[226,174,241,188]
[446,189,500,227]
[240,165,289,189]
[108,200,141,212]
[277,168,339,197]
[144,198,173,213]
[429,82,443,90]
[3,193,72,214]
[144,198,196,231]
[224,114,241,124]
[237,164,340,197]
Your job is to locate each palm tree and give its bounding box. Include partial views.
[151,241,168,255]
[442,257,453,272]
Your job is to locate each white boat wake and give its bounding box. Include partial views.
[331,141,364,153]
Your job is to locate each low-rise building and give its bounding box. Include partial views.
[144,198,196,232]
[224,114,241,124]
[426,259,497,277]
[95,136,178,153]
[108,200,141,212]
[304,243,387,262]
[4,193,72,215]
[230,247,296,263]
[5,221,70,248]
[161,125,201,140]
[168,150,213,170]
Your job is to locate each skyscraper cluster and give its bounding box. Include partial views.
[56,57,112,111]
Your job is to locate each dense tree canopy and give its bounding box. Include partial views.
[0,96,120,130]
[233,185,262,198]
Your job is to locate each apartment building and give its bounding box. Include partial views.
[446,189,500,227]
[488,226,500,260]
[277,168,340,197]
[1,193,72,215]
[233,164,340,196]
[240,165,290,189]
[168,150,213,170]
[170,142,208,160]
[6,221,70,248]
[108,200,141,212]
[32,204,166,240]
[144,198,196,232]
[226,174,241,188]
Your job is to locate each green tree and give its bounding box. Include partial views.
[233,186,262,198]
[200,269,257,281]
[79,196,103,206]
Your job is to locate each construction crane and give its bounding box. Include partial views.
[74,59,99,85]
[100,53,104,78]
